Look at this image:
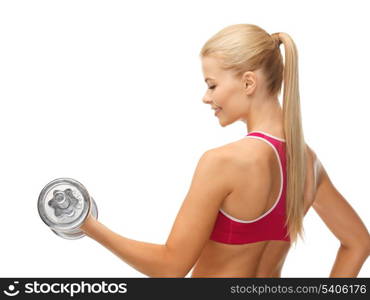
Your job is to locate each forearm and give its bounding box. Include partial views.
[329,245,369,277]
[80,215,173,277]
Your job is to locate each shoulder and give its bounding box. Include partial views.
[305,143,324,184]
[207,138,269,171]
[205,142,271,193]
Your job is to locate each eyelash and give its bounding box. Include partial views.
[208,85,216,90]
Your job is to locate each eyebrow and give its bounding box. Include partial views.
[204,77,215,83]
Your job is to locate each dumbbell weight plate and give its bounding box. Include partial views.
[50,197,98,239]
[38,178,98,239]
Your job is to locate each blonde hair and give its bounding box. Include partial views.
[200,24,306,246]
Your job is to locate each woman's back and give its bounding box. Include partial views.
[191,130,320,277]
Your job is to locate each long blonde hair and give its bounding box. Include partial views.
[200,24,306,245]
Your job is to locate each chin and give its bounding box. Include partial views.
[217,114,234,127]
[219,119,230,127]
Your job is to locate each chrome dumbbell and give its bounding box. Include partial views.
[38,178,98,239]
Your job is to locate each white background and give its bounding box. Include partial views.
[0,0,369,277]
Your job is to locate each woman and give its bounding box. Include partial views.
[80,24,370,277]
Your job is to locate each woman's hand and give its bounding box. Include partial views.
[80,210,97,233]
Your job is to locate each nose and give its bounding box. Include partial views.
[202,93,212,105]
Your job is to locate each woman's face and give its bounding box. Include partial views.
[201,55,256,126]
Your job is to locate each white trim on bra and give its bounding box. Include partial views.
[248,130,286,142]
[219,135,284,223]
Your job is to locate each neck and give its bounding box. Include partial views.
[246,96,284,135]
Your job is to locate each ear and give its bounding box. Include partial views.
[242,71,257,95]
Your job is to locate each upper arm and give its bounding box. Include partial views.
[312,152,370,251]
[164,149,234,277]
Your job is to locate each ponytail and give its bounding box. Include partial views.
[275,32,307,245]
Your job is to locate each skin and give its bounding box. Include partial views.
[79,55,370,277]
[202,54,284,136]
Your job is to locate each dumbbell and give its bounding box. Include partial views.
[37,178,98,239]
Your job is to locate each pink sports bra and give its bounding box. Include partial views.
[209,131,291,244]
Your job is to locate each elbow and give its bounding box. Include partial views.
[161,246,189,278]
[157,266,186,278]
[362,238,370,257]
[341,236,370,257]
[165,272,187,278]
[147,267,186,278]
[159,268,187,278]
[358,236,370,257]
[163,264,189,278]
